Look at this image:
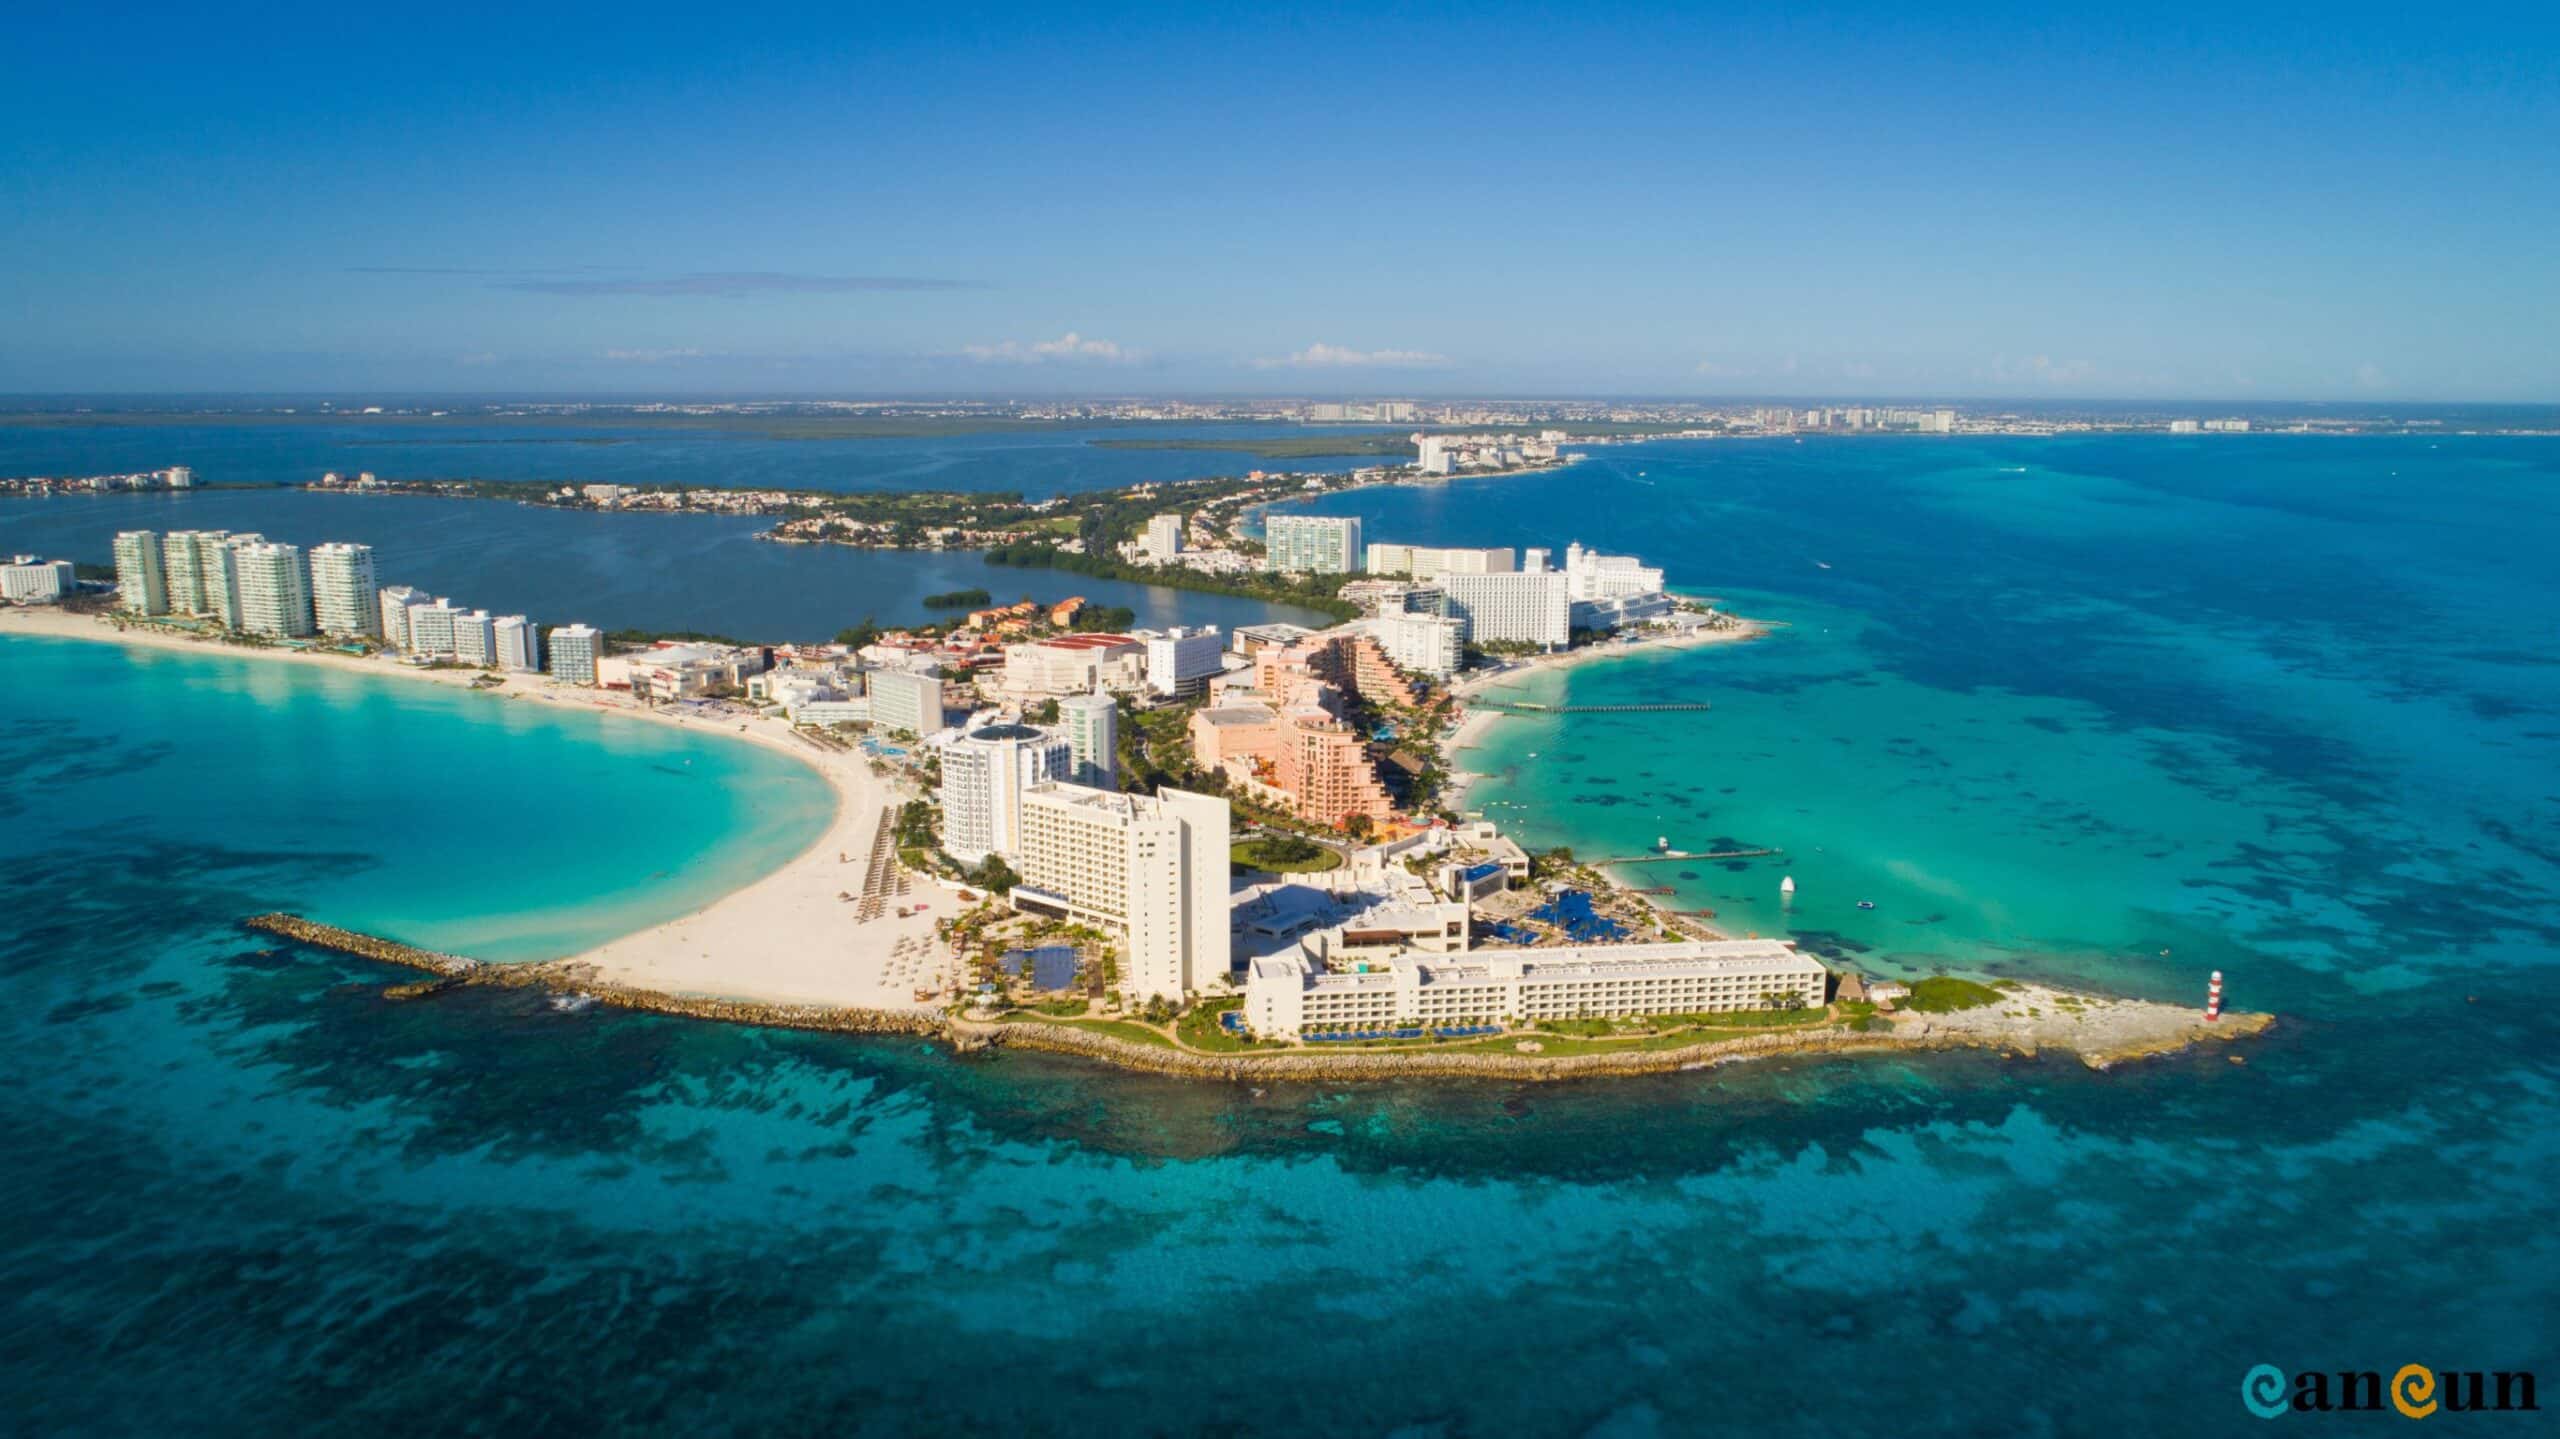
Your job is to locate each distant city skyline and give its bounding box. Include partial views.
[7,3,2556,399]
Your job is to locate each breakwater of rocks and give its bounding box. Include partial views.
[244,913,943,1039]
[245,913,2270,1083]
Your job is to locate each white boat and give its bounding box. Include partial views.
[1780,875,1796,896]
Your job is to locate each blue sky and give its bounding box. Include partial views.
[5,1,2556,398]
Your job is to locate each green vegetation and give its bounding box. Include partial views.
[921,587,992,609]
[1173,998,1286,1052]
[1904,977,2005,1013]
[995,1012,1178,1048]
[1231,834,1342,874]
[981,541,1356,621]
[604,626,751,649]
[964,853,1020,895]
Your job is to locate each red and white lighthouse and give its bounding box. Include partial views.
[2205,970,2224,1023]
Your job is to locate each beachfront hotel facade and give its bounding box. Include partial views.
[493,615,539,672]
[308,543,381,639]
[1244,939,1827,1038]
[2,555,75,604]
[547,623,603,685]
[1263,514,1364,575]
[1011,782,1233,1000]
[1440,571,1571,649]
[451,609,498,665]
[938,721,1073,865]
[866,667,946,736]
[113,531,169,615]
[1363,611,1467,679]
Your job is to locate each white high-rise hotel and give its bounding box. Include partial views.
[938,722,1073,865]
[547,623,604,685]
[308,543,381,638]
[1440,571,1570,650]
[1013,783,1232,1000]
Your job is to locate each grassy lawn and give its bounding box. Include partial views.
[1231,838,1343,874]
[1904,977,2005,1013]
[1016,1015,1178,1049]
[1175,1000,1288,1053]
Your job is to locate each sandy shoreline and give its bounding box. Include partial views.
[1,605,949,1012]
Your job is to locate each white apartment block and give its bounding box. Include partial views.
[113,531,168,615]
[451,609,497,665]
[1364,543,1515,581]
[1263,514,1363,574]
[1244,938,1826,1038]
[1440,571,1570,649]
[1366,611,1467,679]
[1058,692,1119,790]
[1143,625,1225,698]
[938,721,1073,865]
[378,585,432,650]
[308,542,381,639]
[493,615,539,671]
[1144,513,1185,558]
[408,598,463,656]
[547,623,604,685]
[866,667,946,736]
[1012,783,1232,1000]
[230,542,315,638]
[1,555,75,604]
[1561,542,1665,602]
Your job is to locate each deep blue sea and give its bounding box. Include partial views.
[4,435,2557,1436]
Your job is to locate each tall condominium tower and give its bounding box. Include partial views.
[112,531,168,615]
[308,543,381,639]
[1262,514,1364,575]
[229,542,315,638]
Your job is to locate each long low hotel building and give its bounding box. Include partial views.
[1243,938,1827,1037]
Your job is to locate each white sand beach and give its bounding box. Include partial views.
[1,606,952,1012]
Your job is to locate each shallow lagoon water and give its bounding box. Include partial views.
[4,436,2557,1435]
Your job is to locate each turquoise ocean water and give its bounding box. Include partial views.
[4,436,2556,1435]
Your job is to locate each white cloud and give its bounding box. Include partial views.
[962,332,1129,363]
[601,347,705,363]
[1253,342,1449,370]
